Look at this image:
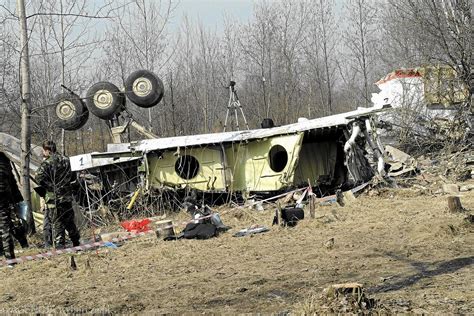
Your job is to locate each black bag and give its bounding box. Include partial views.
[183,222,217,240]
[261,118,275,128]
[281,207,304,227]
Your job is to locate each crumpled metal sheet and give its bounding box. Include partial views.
[385,145,418,177]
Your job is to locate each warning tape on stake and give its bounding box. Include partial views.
[0,214,214,267]
[0,230,152,267]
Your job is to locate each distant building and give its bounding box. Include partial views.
[372,65,469,119]
[371,66,471,145]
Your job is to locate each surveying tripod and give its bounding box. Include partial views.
[223,81,249,132]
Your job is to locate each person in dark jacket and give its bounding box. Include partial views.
[36,141,80,248]
[0,153,24,260]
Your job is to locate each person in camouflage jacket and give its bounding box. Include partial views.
[36,141,80,248]
[0,153,24,260]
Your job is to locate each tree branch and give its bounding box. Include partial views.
[26,12,114,20]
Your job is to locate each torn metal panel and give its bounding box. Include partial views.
[70,151,142,172]
[0,132,43,171]
[385,145,418,177]
[146,134,304,193]
[343,123,376,183]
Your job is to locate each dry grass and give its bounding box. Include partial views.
[0,188,473,314]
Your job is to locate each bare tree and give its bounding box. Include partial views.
[17,0,33,224]
[303,0,339,116]
[342,0,380,107]
[239,1,311,125]
[385,0,472,107]
[24,0,114,155]
[0,22,20,134]
[101,0,176,134]
[239,2,277,120]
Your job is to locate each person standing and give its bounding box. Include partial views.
[36,141,80,248]
[0,153,24,261]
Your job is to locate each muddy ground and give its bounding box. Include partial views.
[1,187,473,314]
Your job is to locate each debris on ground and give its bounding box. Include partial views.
[422,149,474,182]
[279,206,304,227]
[233,225,270,237]
[103,242,119,249]
[100,231,132,242]
[460,184,474,192]
[385,145,418,177]
[364,145,474,197]
[443,183,460,194]
[294,283,388,314]
[323,237,335,250]
[154,220,175,239]
[464,214,474,224]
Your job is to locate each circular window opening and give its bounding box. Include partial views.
[269,145,288,172]
[175,155,200,179]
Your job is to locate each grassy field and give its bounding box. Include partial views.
[1,188,473,314]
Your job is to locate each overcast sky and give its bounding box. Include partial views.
[170,0,345,32]
[172,0,254,28]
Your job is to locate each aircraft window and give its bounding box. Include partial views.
[269,145,288,172]
[175,155,200,179]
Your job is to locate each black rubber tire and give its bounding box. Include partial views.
[54,93,89,131]
[75,106,89,129]
[125,70,164,108]
[85,81,125,120]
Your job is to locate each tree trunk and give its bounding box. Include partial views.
[17,0,34,233]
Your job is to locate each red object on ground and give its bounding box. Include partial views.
[121,218,151,232]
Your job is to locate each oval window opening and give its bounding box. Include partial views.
[269,145,288,172]
[175,155,200,179]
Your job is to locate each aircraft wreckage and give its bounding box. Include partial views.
[70,105,389,199]
[62,73,390,204]
[1,70,392,214]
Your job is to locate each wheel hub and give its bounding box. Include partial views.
[56,100,75,119]
[132,77,152,97]
[94,89,113,109]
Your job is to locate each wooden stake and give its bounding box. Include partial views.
[309,195,315,219]
[308,179,315,219]
[70,256,77,271]
[447,196,464,213]
[275,202,281,225]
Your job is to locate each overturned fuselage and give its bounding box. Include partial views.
[70,105,390,200]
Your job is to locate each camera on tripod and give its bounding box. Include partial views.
[223,80,249,132]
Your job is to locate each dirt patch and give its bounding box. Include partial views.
[0,192,473,314]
